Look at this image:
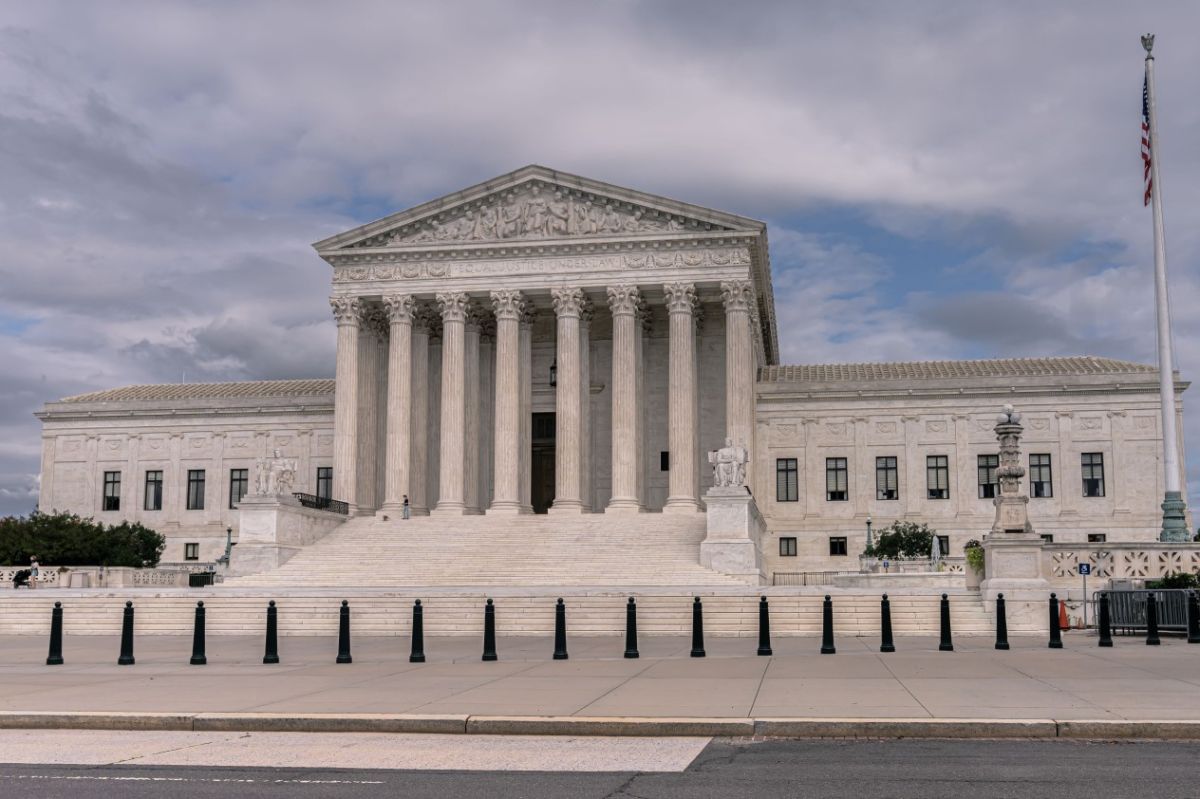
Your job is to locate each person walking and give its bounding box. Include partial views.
[402,495,411,520]
[29,556,39,590]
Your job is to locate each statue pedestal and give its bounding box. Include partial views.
[230,495,346,577]
[980,532,1050,634]
[701,487,765,585]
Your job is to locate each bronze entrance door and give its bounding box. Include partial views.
[531,412,555,514]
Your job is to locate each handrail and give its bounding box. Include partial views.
[292,493,349,515]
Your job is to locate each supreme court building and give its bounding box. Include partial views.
[35,166,1188,581]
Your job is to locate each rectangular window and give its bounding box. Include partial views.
[1087,533,1107,543]
[143,471,163,511]
[186,469,206,510]
[316,467,333,501]
[1030,454,1053,498]
[977,455,999,499]
[779,536,797,557]
[937,535,951,557]
[660,451,670,471]
[875,456,898,500]
[825,458,848,501]
[102,471,121,511]
[184,543,199,561]
[776,458,799,502]
[1040,534,1055,544]
[1081,453,1105,497]
[926,455,949,500]
[229,469,249,509]
[829,536,848,556]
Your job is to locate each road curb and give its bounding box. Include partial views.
[2,712,1200,739]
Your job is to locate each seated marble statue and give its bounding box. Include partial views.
[708,438,749,489]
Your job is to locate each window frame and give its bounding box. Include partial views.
[825,457,848,502]
[936,535,951,557]
[186,469,206,511]
[1029,453,1053,498]
[143,470,163,511]
[776,458,799,503]
[779,536,798,557]
[316,467,333,501]
[1087,533,1107,543]
[926,455,950,500]
[875,456,898,501]
[977,454,999,499]
[102,471,121,512]
[828,536,848,556]
[229,468,249,509]
[184,543,200,561]
[1081,452,1105,498]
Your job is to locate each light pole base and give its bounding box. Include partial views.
[1159,491,1190,542]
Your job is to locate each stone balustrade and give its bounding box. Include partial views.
[1043,542,1200,585]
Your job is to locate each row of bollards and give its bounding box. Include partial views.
[40,591,1200,666]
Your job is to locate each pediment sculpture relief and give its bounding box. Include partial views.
[370,184,727,247]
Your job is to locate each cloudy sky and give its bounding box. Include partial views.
[3,1,1199,516]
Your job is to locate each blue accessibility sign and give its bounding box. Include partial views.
[1078,563,1092,576]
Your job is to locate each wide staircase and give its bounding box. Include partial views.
[225,513,748,588]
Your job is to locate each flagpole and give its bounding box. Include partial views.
[1142,34,1189,542]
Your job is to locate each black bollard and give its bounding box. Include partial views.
[623,597,639,659]
[117,601,135,666]
[820,595,836,655]
[938,594,954,652]
[410,599,426,663]
[190,601,207,665]
[757,596,773,656]
[336,600,353,663]
[1145,593,1161,646]
[482,598,498,661]
[1048,593,1063,649]
[1188,591,1200,645]
[553,598,569,660]
[995,593,1010,651]
[880,594,895,653]
[1098,592,1113,647]
[690,596,706,658]
[46,602,64,666]
[263,601,280,664]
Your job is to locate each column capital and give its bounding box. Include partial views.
[412,303,439,333]
[551,287,587,318]
[382,294,416,325]
[436,292,471,323]
[606,285,642,316]
[520,304,537,328]
[491,289,526,321]
[330,296,362,326]
[720,280,755,313]
[464,304,486,333]
[359,304,389,340]
[663,282,697,314]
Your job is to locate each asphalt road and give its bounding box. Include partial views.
[3,739,1200,798]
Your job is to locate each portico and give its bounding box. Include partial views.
[315,165,777,517]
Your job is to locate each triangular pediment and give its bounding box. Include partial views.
[314,165,764,252]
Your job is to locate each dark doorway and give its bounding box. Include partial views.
[532,412,556,514]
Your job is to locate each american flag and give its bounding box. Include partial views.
[1142,74,1153,206]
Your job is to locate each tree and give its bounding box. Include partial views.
[865,520,936,559]
[0,511,164,567]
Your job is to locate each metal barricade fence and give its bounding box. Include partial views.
[1095,589,1191,633]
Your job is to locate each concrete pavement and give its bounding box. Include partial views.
[0,631,1198,735]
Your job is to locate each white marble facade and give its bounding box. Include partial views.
[34,166,1189,576]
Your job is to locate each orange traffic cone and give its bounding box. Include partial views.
[1059,600,1070,631]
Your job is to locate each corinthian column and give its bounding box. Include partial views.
[519,305,535,513]
[463,310,483,514]
[356,306,386,513]
[409,307,433,515]
[380,294,415,514]
[489,290,525,513]
[664,282,700,512]
[607,285,643,512]
[551,287,587,513]
[721,280,756,485]
[330,296,361,513]
[433,292,470,515]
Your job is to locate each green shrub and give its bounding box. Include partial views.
[963,539,984,572]
[870,521,937,559]
[1147,571,1200,590]
[0,510,164,567]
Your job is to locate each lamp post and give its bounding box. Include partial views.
[866,516,873,552]
[549,359,557,387]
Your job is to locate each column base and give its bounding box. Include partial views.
[549,500,585,515]
[409,507,430,517]
[606,498,643,514]
[487,501,529,515]
[663,498,702,514]
[430,502,467,517]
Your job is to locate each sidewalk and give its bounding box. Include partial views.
[1,633,1198,737]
